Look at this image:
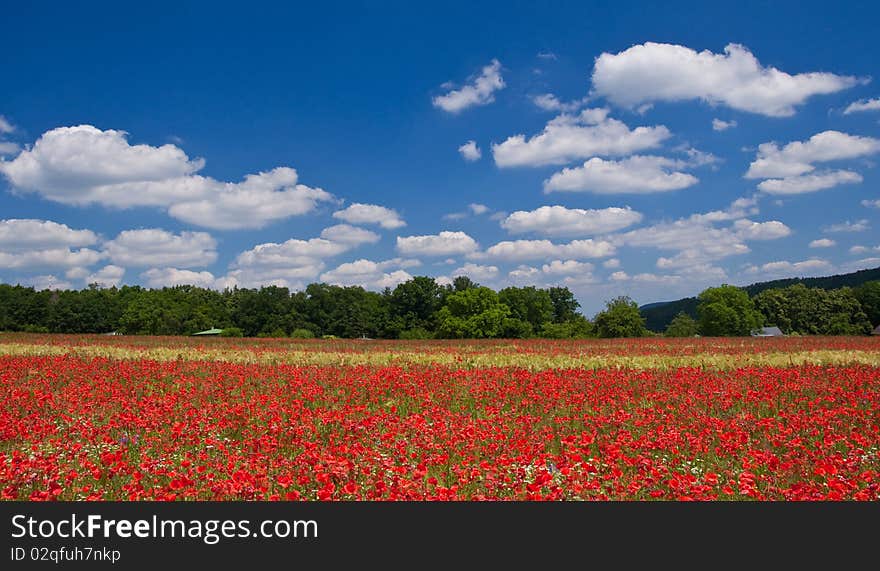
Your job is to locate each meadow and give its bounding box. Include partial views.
[1,333,878,500]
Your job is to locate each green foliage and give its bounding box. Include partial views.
[398,327,433,340]
[697,285,763,337]
[855,281,880,327]
[755,284,870,335]
[220,327,244,337]
[594,296,648,338]
[548,287,581,323]
[664,312,699,337]
[290,328,315,339]
[436,287,511,338]
[498,286,554,332]
[539,315,595,339]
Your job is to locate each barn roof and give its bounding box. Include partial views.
[192,328,223,336]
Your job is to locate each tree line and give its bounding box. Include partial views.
[1,277,878,339]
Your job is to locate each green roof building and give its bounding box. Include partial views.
[192,328,223,336]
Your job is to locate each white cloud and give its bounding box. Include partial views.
[823,219,869,233]
[332,203,406,229]
[809,238,836,248]
[480,238,615,262]
[227,235,358,289]
[609,271,629,281]
[531,94,591,113]
[103,229,217,268]
[540,259,594,276]
[433,59,505,113]
[492,108,670,167]
[469,203,489,215]
[0,116,14,134]
[451,263,499,282]
[319,224,381,246]
[458,140,482,161]
[141,267,219,288]
[396,231,479,257]
[712,118,737,131]
[0,142,20,156]
[850,245,871,255]
[861,199,880,209]
[732,219,792,240]
[603,258,621,269]
[85,265,125,287]
[757,170,863,194]
[744,258,833,279]
[0,219,98,252]
[843,98,880,114]
[592,42,860,117]
[613,210,789,271]
[319,259,414,290]
[21,275,72,291]
[544,155,699,194]
[444,203,492,221]
[167,168,335,230]
[500,205,642,237]
[745,130,880,179]
[842,257,880,271]
[0,125,335,230]
[0,247,103,270]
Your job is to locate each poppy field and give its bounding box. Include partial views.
[1,334,879,501]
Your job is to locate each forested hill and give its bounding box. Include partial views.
[640,266,880,332]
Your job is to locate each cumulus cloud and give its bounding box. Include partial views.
[603,258,621,269]
[0,219,98,252]
[227,234,362,289]
[433,59,505,113]
[0,116,14,134]
[712,118,737,131]
[861,199,880,209]
[0,218,103,270]
[102,229,217,268]
[141,267,220,289]
[757,170,862,194]
[480,238,615,262]
[745,131,880,194]
[732,219,792,240]
[612,208,790,270]
[85,265,125,287]
[0,125,336,229]
[809,238,836,248]
[843,98,880,114]
[823,219,869,233]
[500,205,642,237]
[592,42,860,117]
[458,140,482,161]
[319,259,413,290]
[744,258,834,279]
[396,231,479,257]
[492,108,670,167]
[319,224,381,246]
[531,94,591,113]
[20,275,72,291]
[332,203,406,229]
[544,155,698,194]
[451,263,499,282]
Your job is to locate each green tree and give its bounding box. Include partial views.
[498,286,554,333]
[548,287,581,323]
[594,296,648,338]
[697,285,763,336]
[664,312,699,337]
[436,286,511,338]
[388,277,444,334]
[855,281,880,327]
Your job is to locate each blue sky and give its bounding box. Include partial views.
[2,0,880,314]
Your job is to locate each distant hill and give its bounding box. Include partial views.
[639,266,880,332]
